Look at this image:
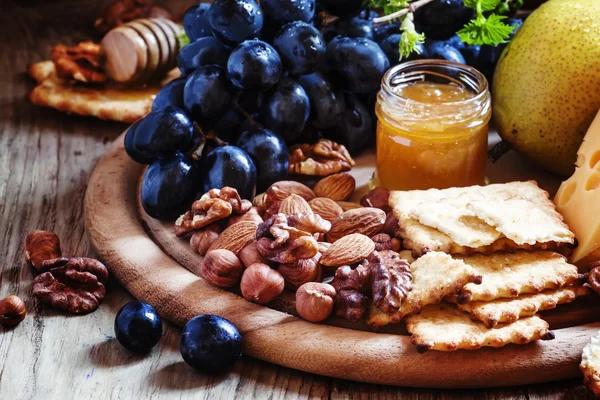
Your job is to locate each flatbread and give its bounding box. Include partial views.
[581,330,600,397]
[457,285,591,328]
[390,181,575,256]
[366,251,482,329]
[28,61,157,123]
[405,303,553,352]
[451,251,582,303]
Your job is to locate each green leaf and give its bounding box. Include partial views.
[177,27,190,48]
[457,13,515,45]
[398,13,425,60]
[463,0,501,12]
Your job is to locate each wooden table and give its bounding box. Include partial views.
[0,0,595,398]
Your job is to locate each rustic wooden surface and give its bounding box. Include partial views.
[0,0,596,398]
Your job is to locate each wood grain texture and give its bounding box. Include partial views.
[0,0,597,398]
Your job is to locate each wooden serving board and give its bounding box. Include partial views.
[85,133,600,388]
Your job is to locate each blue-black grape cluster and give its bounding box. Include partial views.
[127,0,395,220]
[373,0,523,85]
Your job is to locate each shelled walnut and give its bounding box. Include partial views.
[255,214,319,263]
[289,140,355,176]
[52,42,106,83]
[331,264,371,322]
[32,257,109,314]
[94,0,171,35]
[175,187,252,237]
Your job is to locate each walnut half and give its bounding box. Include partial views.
[289,139,356,176]
[255,214,319,264]
[52,42,106,83]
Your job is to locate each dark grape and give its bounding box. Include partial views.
[322,16,374,42]
[124,120,153,164]
[264,78,310,142]
[114,302,162,353]
[374,23,399,43]
[273,21,325,77]
[227,39,282,91]
[326,36,390,94]
[476,18,522,85]
[208,0,264,48]
[183,3,212,41]
[213,109,244,143]
[177,37,231,75]
[446,34,466,51]
[141,153,201,219]
[152,77,186,111]
[183,65,233,126]
[318,0,363,17]
[414,0,473,40]
[201,145,257,199]
[237,128,289,192]
[130,107,199,162]
[180,315,242,374]
[236,90,266,115]
[288,124,324,146]
[358,9,379,21]
[461,44,481,67]
[298,72,345,130]
[261,0,315,26]
[324,92,372,155]
[426,41,466,64]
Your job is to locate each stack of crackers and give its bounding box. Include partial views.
[367,181,589,352]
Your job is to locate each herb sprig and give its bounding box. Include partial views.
[370,0,518,60]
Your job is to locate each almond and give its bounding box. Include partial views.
[207,221,258,255]
[320,234,375,267]
[265,181,315,208]
[336,201,363,211]
[309,197,343,222]
[313,173,355,201]
[253,192,266,209]
[327,207,386,243]
[279,194,313,216]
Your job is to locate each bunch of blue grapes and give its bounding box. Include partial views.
[126,0,401,220]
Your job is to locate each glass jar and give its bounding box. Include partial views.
[374,60,492,191]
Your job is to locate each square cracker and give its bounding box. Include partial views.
[457,285,591,328]
[452,251,583,303]
[581,331,600,397]
[389,181,574,256]
[366,251,482,329]
[28,61,155,124]
[405,303,553,352]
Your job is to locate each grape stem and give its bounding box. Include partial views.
[372,0,436,24]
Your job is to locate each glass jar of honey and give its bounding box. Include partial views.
[375,60,491,191]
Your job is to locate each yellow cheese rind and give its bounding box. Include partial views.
[556,109,600,268]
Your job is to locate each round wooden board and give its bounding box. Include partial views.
[85,134,600,388]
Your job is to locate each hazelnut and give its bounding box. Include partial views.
[0,295,26,326]
[190,224,221,256]
[295,282,336,323]
[239,243,267,269]
[200,250,243,288]
[24,230,62,271]
[360,187,391,213]
[240,263,284,305]
[391,238,401,252]
[383,212,399,236]
[278,253,322,291]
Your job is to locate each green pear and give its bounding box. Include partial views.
[493,0,600,176]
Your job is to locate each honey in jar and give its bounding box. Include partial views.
[375,60,492,191]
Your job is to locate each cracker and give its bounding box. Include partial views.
[581,330,600,397]
[28,61,156,124]
[365,251,482,328]
[405,303,553,352]
[390,181,575,256]
[452,251,582,303]
[457,285,591,328]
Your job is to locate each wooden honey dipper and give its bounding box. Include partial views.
[101,18,181,85]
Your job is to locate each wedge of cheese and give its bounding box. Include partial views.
[555,109,600,268]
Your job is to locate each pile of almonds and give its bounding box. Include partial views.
[175,172,403,323]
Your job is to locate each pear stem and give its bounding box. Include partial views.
[488,140,513,163]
